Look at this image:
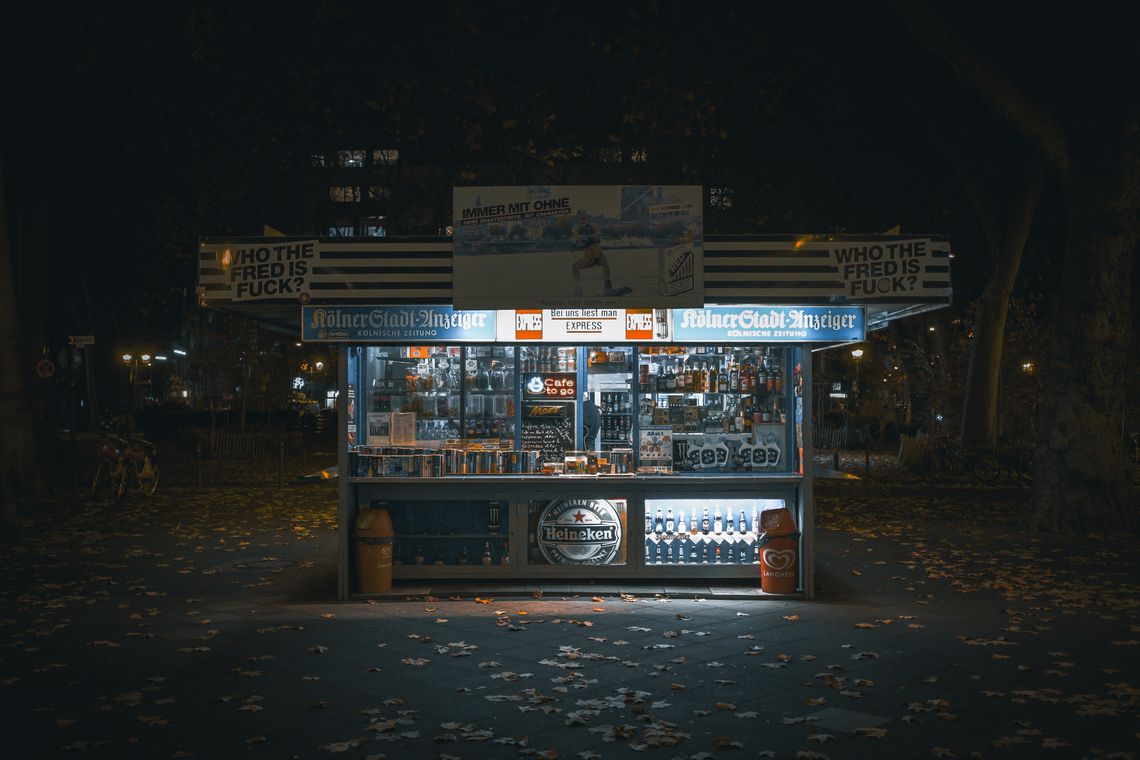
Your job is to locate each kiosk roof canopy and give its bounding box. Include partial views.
[198,234,951,333]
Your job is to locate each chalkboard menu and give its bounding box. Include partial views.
[522,400,576,465]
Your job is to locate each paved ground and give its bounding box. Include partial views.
[2,454,1138,759]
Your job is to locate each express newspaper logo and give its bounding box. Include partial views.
[536,499,623,565]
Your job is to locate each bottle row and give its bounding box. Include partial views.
[521,347,578,373]
[640,352,784,394]
[644,506,761,537]
[396,539,511,567]
[646,537,760,565]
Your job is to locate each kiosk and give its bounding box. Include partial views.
[197,190,952,600]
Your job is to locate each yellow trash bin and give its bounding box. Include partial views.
[354,508,395,593]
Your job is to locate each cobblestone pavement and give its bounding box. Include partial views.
[1,469,1137,759]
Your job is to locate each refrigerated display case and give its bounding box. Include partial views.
[587,346,634,453]
[462,345,517,440]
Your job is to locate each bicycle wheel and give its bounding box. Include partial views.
[136,460,159,496]
[971,451,1000,484]
[114,462,135,504]
[90,461,107,502]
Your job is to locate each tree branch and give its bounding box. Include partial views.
[888,0,1071,177]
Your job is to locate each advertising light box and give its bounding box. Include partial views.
[302,306,497,342]
[670,306,864,343]
[497,308,671,343]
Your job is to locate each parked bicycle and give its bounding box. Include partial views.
[90,434,159,503]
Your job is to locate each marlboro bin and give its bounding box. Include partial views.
[758,507,799,594]
[354,508,395,593]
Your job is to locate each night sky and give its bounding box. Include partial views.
[3,3,1138,358]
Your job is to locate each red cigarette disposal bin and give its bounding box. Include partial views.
[757,507,799,594]
[354,508,395,593]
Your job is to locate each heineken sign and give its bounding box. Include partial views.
[535,499,624,565]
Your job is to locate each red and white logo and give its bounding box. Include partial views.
[762,548,796,572]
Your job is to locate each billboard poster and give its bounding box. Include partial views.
[453,186,703,309]
[829,239,931,298]
[222,240,319,302]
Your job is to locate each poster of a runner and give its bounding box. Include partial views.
[452,186,703,309]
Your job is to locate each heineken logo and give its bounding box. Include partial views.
[536,499,623,565]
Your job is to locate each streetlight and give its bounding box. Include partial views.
[850,348,864,391]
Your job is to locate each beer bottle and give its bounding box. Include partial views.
[713,506,723,534]
[654,508,665,536]
[500,540,510,565]
[481,542,492,565]
[665,508,675,535]
[701,507,710,534]
[708,364,719,393]
[726,511,735,535]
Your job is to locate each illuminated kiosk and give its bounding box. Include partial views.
[198,190,951,599]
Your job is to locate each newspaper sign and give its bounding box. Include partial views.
[453,186,703,309]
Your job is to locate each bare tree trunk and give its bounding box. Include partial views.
[0,154,39,539]
[1030,139,1138,533]
[960,162,1045,447]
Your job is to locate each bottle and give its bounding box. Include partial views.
[730,359,740,392]
[645,510,654,535]
[500,540,510,565]
[708,364,718,393]
[666,361,676,391]
[718,365,727,393]
[458,547,469,565]
[701,507,710,534]
[414,545,425,565]
[654,508,664,536]
[689,539,699,563]
[740,359,752,393]
[665,508,674,535]
[682,361,692,391]
[739,509,748,535]
[482,541,492,565]
[713,506,723,534]
[677,510,687,535]
[726,511,735,535]
[726,544,734,563]
[752,506,761,538]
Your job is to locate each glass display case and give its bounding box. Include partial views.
[365,345,462,443]
[638,346,791,472]
[463,345,517,440]
[378,499,512,571]
[642,496,787,566]
[587,346,634,452]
